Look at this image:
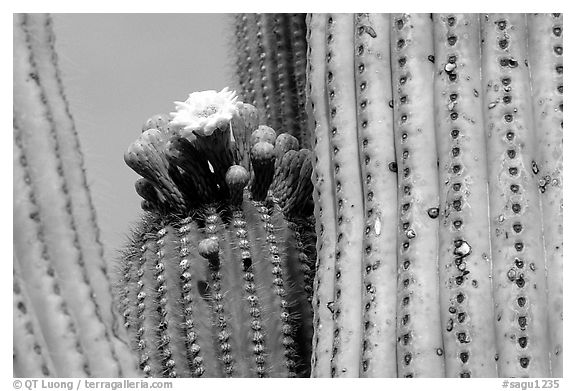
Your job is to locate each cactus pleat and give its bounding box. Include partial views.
[432,14,498,377]
[306,13,337,378]
[13,13,138,377]
[390,13,445,377]
[481,14,551,377]
[324,13,365,377]
[119,91,316,377]
[354,13,398,377]
[527,13,563,377]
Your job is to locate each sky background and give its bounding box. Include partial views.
[52,14,229,263]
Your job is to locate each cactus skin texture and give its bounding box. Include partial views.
[13,13,139,377]
[232,14,311,149]
[306,13,562,378]
[120,92,316,377]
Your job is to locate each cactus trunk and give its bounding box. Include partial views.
[305,13,562,378]
[13,13,138,377]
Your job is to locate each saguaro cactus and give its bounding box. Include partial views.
[13,13,138,377]
[306,13,562,378]
[119,89,316,377]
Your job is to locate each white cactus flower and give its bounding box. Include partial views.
[169,87,240,137]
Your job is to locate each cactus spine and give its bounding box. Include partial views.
[13,13,138,377]
[120,91,316,377]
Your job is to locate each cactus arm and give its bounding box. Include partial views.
[13,13,138,377]
[232,13,310,147]
[306,13,337,378]
[481,13,551,377]
[390,13,445,378]
[324,13,365,377]
[432,13,498,377]
[353,13,398,377]
[527,13,563,377]
[18,14,119,330]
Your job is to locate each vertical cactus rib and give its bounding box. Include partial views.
[14,13,139,377]
[202,209,242,377]
[353,13,398,378]
[433,13,498,377]
[325,13,364,377]
[229,206,270,377]
[272,13,298,136]
[233,14,257,108]
[527,13,563,377]
[13,262,56,377]
[390,13,445,378]
[175,217,220,377]
[253,14,279,128]
[288,14,310,148]
[242,200,297,377]
[242,14,269,126]
[306,13,336,378]
[153,224,191,377]
[136,225,165,376]
[481,13,551,377]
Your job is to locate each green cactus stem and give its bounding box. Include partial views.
[527,13,563,378]
[481,14,551,377]
[231,13,310,148]
[13,13,138,377]
[119,89,316,377]
[432,13,498,377]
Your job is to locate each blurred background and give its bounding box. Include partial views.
[52,14,229,263]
